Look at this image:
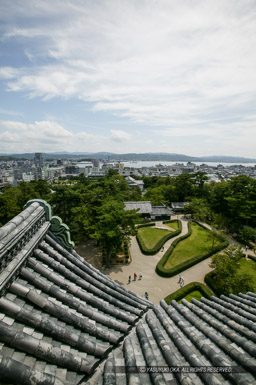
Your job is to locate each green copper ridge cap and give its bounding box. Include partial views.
[24,199,75,250]
[24,199,52,221]
[50,216,75,250]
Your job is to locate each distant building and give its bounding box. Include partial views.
[171,202,189,212]
[22,171,35,182]
[102,162,119,172]
[93,159,100,168]
[34,153,43,167]
[88,171,106,179]
[124,201,173,220]
[65,165,80,175]
[151,205,173,220]
[125,176,144,191]
[34,167,44,180]
[124,201,152,218]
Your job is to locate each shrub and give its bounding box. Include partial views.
[156,221,228,277]
[162,219,179,224]
[164,282,214,305]
[156,222,192,275]
[204,271,223,296]
[136,220,182,255]
[206,250,255,296]
[237,225,256,246]
[136,222,155,229]
[248,254,256,262]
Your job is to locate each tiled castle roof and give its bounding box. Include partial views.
[0,201,151,385]
[100,294,256,385]
[0,200,255,385]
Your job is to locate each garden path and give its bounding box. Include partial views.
[77,218,255,303]
[102,216,216,303]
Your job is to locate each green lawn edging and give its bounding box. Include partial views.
[164,282,214,305]
[136,220,182,255]
[156,221,229,277]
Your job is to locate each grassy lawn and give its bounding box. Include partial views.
[237,258,256,291]
[164,222,221,269]
[177,290,202,303]
[166,221,179,231]
[138,227,171,249]
[164,282,213,305]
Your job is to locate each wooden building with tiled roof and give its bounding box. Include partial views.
[0,200,255,385]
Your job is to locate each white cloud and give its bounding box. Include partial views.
[0,0,256,155]
[0,107,23,116]
[110,129,131,142]
[0,67,19,79]
[0,119,133,153]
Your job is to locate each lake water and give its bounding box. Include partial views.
[122,161,256,168]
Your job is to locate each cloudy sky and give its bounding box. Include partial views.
[0,0,256,156]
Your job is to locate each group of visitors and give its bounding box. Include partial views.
[128,273,149,299]
[128,272,142,283]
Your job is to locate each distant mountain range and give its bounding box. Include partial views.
[0,152,256,163]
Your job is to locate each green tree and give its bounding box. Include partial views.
[107,168,119,177]
[0,189,20,226]
[174,174,193,201]
[143,185,167,206]
[92,200,139,267]
[208,181,230,217]
[207,229,226,249]
[209,245,254,295]
[184,198,212,223]
[191,171,209,198]
[225,175,256,227]
[238,226,256,245]
[48,185,80,224]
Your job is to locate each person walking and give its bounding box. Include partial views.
[134,273,137,281]
[145,292,149,300]
[128,275,131,284]
[178,275,184,283]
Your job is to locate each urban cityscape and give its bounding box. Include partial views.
[1,152,256,189]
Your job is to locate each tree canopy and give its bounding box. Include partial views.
[1,172,256,255]
[209,245,254,295]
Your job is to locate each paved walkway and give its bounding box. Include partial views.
[77,218,255,304]
[102,217,215,303]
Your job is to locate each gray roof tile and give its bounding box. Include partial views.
[0,200,256,385]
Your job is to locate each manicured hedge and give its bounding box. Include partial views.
[248,254,256,262]
[156,221,192,274]
[162,219,179,224]
[156,221,229,277]
[204,270,223,296]
[164,282,214,305]
[136,220,182,255]
[136,222,155,229]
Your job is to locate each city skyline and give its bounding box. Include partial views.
[0,0,256,157]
